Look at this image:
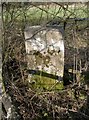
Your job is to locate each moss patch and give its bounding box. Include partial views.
[28,74,64,91]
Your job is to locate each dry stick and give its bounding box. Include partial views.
[35,91,89,119]
[79,59,82,73]
[30,3,64,26]
[54,2,76,17]
[73,54,76,82]
[72,26,76,83]
[18,59,25,84]
[31,3,62,19]
[69,109,89,120]
[4,5,30,27]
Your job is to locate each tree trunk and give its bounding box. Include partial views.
[0,3,20,119]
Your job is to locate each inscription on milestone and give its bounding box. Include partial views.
[24,26,64,81]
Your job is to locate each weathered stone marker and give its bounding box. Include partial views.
[24,26,64,85]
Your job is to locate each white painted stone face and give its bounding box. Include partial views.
[24,26,64,81]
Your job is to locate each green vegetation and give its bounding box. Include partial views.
[3,3,88,26]
[29,75,64,91]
